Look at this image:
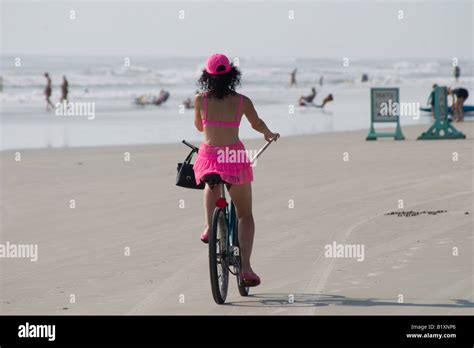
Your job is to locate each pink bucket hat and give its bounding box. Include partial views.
[205,54,232,75]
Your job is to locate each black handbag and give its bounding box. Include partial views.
[176,148,205,190]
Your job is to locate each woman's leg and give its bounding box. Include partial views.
[228,183,255,275]
[458,97,465,121]
[202,184,221,237]
[452,99,458,121]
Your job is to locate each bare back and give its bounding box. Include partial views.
[200,93,243,146]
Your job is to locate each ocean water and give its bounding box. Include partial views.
[1,56,472,150]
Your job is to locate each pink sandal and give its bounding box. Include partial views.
[241,272,261,287]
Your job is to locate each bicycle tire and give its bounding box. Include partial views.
[209,207,229,304]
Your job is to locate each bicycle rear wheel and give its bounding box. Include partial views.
[209,207,229,304]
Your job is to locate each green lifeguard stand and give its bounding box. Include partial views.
[418,86,465,140]
[366,88,405,141]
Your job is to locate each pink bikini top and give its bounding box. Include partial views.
[202,93,243,127]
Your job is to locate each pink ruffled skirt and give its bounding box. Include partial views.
[194,140,253,185]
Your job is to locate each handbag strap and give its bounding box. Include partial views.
[184,149,196,164]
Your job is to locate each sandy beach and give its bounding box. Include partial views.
[1,123,472,315]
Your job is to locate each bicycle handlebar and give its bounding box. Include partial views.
[250,138,274,164]
[182,139,199,152]
[182,138,275,162]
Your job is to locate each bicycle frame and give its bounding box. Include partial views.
[182,138,274,269]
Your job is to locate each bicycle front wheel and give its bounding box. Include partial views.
[209,207,229,304]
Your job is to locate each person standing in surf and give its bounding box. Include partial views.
[193,54,279,287]
[60,76,69,103]
[44,73,54,111]
[454,66,460,81]
[290,68,297,86]
[427,84,437,119]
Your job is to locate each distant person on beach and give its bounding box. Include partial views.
[448,87,469,122]
[60,76,69,103]
[319,76,323,87]
[454,66,460,81]
[298,87,333,108]
[0,76,3,93]
[193,53,279,287]
[183,97,194,109]
[153,89,170,105]
[298,87,317,106]
[183,90,199,109]
[44,73,54,110]
[320,94,334,108]
[134,91,169,106]
[426,84,438,118]
[135,95,147,105]
[361,74,369,83]
[290,68,297,86]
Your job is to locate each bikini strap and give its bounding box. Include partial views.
[235,94,243,121]
[203,92,208,120]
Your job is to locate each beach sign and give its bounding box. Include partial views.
[418,86,465,140]
[366,88,405,140]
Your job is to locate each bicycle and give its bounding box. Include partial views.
[182,139,274,304]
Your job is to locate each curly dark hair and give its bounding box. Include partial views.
[198,65,241,99]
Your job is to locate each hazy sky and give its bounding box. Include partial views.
[1,0,472,59]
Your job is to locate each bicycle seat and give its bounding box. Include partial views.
[201,173,225,185]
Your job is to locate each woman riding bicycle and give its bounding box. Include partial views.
[193,54,279,287]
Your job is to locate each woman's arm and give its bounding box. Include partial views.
[243,96,280,141]
[194,94,204,132]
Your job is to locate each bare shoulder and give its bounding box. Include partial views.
[239,94,254,108]
[239,93,249,102]
[194,93,203,106]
